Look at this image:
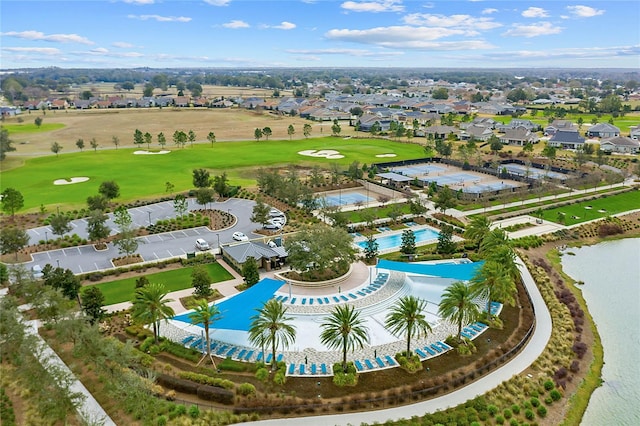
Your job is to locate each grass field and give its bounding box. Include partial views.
[541,190,640,226]
[82,262,233,306]
[0,137,425,211]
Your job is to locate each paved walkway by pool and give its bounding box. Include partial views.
[246,256,552,425]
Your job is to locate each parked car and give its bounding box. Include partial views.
[263,221,282,230]
[269,209,285,217]
[232,232,249,241]
[31,264,44,279]
[195,238,210,251]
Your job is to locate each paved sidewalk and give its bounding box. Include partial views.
[247,256,552,425]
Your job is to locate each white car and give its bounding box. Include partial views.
[31,264,44,279]
[195,238,210,251]
[232,232,249,241]
[269,209,285,217]
[263,221,282,230]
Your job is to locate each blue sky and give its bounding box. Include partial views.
[1,0,638,69]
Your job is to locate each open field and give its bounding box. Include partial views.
[1,107,359,157]
[0,137,425,211]
[82,262,233,305]
[540,190,640,226]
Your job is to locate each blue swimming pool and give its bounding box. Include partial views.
[173,278,284,332]
[357,228,440,251]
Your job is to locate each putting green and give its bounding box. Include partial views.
[0,137,425,211]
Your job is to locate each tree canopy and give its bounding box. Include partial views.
[284,225,356,274]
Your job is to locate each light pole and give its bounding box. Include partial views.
[148,211,152,226]
[216,233,220,257]
[45,231,48,245]
[56,259,60,268]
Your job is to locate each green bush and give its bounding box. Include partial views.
[503,408,512,419]
[530,397,540,407]
[496,415,505,424]
[509,419,519,426]
[511,404,521,415]
[273,370,286,385]
[255,367,269,382]
[178,371,235,390]
[543,379,555,391]
[537,405,547,417]
[545,396,553,405]
[524,409,535,420]
[237,383,256,396]
[487,404,499,416]
[188,405,200,419]
[550,389,562,401]
[156,415,167,426]
[219,357,248,372]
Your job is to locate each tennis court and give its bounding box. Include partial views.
[502,163,570,181]
[322,192,373,207]
[391,164,445,176]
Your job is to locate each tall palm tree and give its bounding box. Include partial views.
[479,228,510,255]
[438,281,481,342]
[320,304,369,370]
[385,296,432,356]
[248,299,296,367]
[131,283,175,343]
[464,216,492,250]
[486,244,519,282]
[469,261,517,319]
[188,299,222,366]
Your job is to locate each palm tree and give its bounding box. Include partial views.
[438,281,481,342]
[486,244,519,282]
[469,261,517,320]
[385,296,432,356]
[479,228,510,255]
[248,299,296,367]
[464,216,492,250]
[131,283,175,343]
[188,299,222,366]
[320,304,369,370]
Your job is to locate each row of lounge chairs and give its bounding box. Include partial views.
[413,341,453,360]
[354,355,398,372]
[287,363,330,376]
[273,273,390,306]
[460,322,488,340]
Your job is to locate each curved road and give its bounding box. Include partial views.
[248,257,552,425]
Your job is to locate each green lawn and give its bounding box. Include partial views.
[347,203,413,223]
[0,137,425,211]
[1,123,66,133]
[541,190,640,226]
[82,263,234,306]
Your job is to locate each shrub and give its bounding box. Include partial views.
[273,370,286,385]
[487,404,499,416]
[196,384,235,405]
[503,408,512,419]
[237,383,256,397]
[537,405,547,417]
[188,405,200,419]
[255,368,269,382]
[510,419,519,426]
[178,371,235,390]
[511,404,520,415]
[543,380,555,391]
[550,389,562,401]
[156,415,167,426]
[496,415,505,424]
[524,409,535,420]
[530,397,540,407]
[545,396,553,405]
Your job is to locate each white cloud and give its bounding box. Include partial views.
[203,0,231,6]
[402,14,502,33]
[2,47,61,55]
[273,22,296,30]
[223,20,249,29]
[503,22,563,38]
[566,5,605,18]
[482,8,498,15]
[522,7,549,18]
[341,1,404,13]
[286,48,403,57]
[127,14,191,22]
[122,0,155,4]
[112,42,135,48]
[325,26,495,50]
[83,48,144,58]
[485,44,639,62]
[2,30,93,45]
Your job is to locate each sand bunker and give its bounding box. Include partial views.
[298,149,344,159]
[54,177,89,185]
[375,154,397,158]
[134,150,171,155]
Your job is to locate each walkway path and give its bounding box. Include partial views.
[247,256,552,425]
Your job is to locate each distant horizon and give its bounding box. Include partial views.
[2,1,638,69]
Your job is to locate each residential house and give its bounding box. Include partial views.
[586,123,620,138]
[548,130,585,150]
[460,124,494,141]
[495,119,539,133]
[629,125,640,141]
[421,125,458,140]
[356,113,392,132]
[599,136,640,154]
[544,120,577,136]
[499,127,539,146]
